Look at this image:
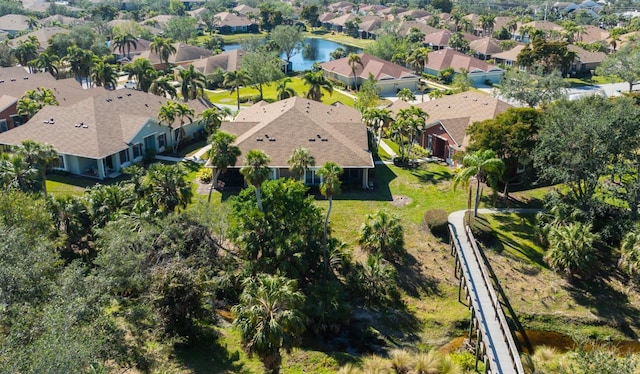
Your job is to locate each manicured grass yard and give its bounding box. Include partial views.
[206,76,356,108]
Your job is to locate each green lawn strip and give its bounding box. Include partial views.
[46,173,127,196]
[206,77,355,107]
[305,30,374,49]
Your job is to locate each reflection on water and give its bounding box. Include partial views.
[225,38,362,71]
[439,330,640,355]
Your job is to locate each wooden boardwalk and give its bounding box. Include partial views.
[449,210,524,374]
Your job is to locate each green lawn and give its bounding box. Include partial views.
[305,30,374,49]
[46,173,127,196]
[206,76,356,108]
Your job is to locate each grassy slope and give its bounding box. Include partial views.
[207,76,355,108]
[474,213,640,340]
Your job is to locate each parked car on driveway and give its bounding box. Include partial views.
[124,80,136,89]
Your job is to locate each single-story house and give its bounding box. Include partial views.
[469,37,503,61]
[358,18,383,39]
[111,38,152,63]
[423,30,479,50]
[319,53,419,95]
[388,91,511,164]
[12,27,69,51]
[233,4,259,16]
[424,49,504,84]
[190,49,246,75]
[135,42,213,70]
[39,15,84,27]
[217,97,374,189]
[0,90,209,179]
[213,12,259,34]
[0,66,87,133]
[492,44,526,67]
[0,14,32,37]
[513,20,563,43]
[568,44,606,73]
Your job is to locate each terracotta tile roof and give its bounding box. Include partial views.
[214,11,256,27]
[219,97,373,169]
[320,53,417,81]
[0,14,31,32]
[388,91,511,148]
[319,12,334,22]
[142,15,175,28]
[0,94,17,112]
[425,49,499,73]
[494,16,515,31]
[328,13,359,27]
[191,49,245,75]
[567,44,606,64]
[490,44,526,63]
[424,30,479,47]
[11,27,69,50]
[110,38,151,55]
[397,9,432,19]
[0,90,209,159]
[469,37,503,55]
[358,18,383,32]
[397,20,439,37]
[517,20,563,34]
[40,15,84,26]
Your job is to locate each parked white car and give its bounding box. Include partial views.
[124,80,136,89]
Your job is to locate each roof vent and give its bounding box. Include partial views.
[473,98,477,101]
[145,103,148,107]
[0,80,4,83]
[117,95,123,99]
[463,95,467,98]
[10,78,16,81]
[74,123,81,127]
[265,134,269,138]
[269,138,276,142]
[317,134,321,138]
[483,102,488,105]
[308,138,316,142]
[49,118,54,124]
[23,76,28,80]
[256,138,263,141]
[82,123,88,128]
[126,93,131,96]
[321,138,328,142]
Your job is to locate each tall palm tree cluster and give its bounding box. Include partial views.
[16,87,59,119]
[0,140,59,196]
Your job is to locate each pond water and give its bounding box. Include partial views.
[224,37,363,72]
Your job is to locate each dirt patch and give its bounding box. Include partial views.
[390,194,413,207]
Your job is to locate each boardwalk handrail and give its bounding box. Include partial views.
[449,224,505,373]
[465,226,525,374]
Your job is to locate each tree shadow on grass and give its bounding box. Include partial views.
[565,272,640,339]
[489,214,546,266]
[174,332,250,374]
[316,163,396,202]
[395,252,441,298]
[410,163,453,185]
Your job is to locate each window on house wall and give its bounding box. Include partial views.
[120,149,130,164]
[132,143,143,159]
[427,134,432,151]
[0,119,7,133]
[158,133,166,148]
[57,155,65,170]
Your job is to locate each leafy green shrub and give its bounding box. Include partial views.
[423,209,449,240]
[250,94,261,103]
[238,95,251,103]
[197,168,212,184]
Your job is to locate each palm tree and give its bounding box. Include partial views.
[358,209,404,261]
[479,14,496,36]
[123,58,157,92]
[317,161,343,275]
[150,75,177,99]
[287,146,315,181]
[448,31,469,52]
[158,101,177,149]
[302,71,333,102]
[141,163,192,214]
[90,57,118,89]
[0,154,39,193]
[207,131,241,202]
[26,16,38,30]
[233,274,306,374]
[240,149,271,212]
[149,36,176,70]
[199,107,224,136]
[113,32,138,60]
[31,52,60,77]
[173,102,195,151]
[406,46,430,74]
[14,41,38,71]
[64,46,96,87]
[453,149,505,217]
[16,140,59,197]
[179,64,206,101]
[545,222,599,280]
[347,53,363,91]
[620,229,640,279]
[276,77,296,100]
[397,88,415,102]
[362,107,392,146]
[391,106,428,162]
[429,89,446,99]
[16,97,41,119]
[223,70,249,111]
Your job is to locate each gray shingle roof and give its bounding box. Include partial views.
[220,97,373,169]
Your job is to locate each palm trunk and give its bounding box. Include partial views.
[474,177,481,217]
[256,186,263,212]
[323,197,332,276]
[207,169,221,203]
[42,170,48,198]
[236,85,241,111]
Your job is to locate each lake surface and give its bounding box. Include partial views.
[225,38,363,72]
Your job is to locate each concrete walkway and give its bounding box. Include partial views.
[378,140,397,158]
[448,208,536,374]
